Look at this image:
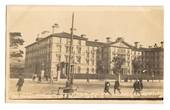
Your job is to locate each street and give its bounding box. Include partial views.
[8,79,163,99]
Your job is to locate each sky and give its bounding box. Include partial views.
[7,6,163,48]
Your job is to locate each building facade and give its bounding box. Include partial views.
[25,32,98,79]
[140,45,164,80]
[25,32,163,80]
[100,37,142,80]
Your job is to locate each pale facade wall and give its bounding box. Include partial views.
[49,36,96,77]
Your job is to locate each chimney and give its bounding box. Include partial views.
[160,41,163,48]
[80,34,86,38]
[106,37,110,43]
[139,44,143,48]
[94,39,98,42]
[36,34,40,41]
[154,43,158,48]
[134,42,139,48]
[148,46,152,48]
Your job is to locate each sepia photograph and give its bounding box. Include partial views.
[6,5,163,103]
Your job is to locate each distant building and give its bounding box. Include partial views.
[25,32,163,80]
[101,37,142,79]
[140,43,164,79]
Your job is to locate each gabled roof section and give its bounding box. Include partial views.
[108,37,136,49]
[51,32,88,40]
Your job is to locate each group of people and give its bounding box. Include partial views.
[16,73,143,97]
[32,70,48,82]
[104,80,121,95]
[104,79,143,96]
[32,70,55,83]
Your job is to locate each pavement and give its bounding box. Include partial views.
[7,79,163,100]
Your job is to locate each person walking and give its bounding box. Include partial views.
[41,69,45,81]
[50,70,54,84]
[133,79,143,96]
[44,71,49,81]
[104,81,112,95]
[16,73,24,96]
[114,80,121,94]
[32,73,37,81]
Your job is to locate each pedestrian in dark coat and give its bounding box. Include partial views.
[104,81,112,95]
[114,80,121,94]
[16,74,24,96]
[32,73,37,81]
[133,79,143,96]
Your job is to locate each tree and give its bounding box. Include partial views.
[111,55,125,82]
[132,58,141,74]
[10,32,24,47]
[9,32,25,78]
[132,57,146,79]
[10,32,24,58]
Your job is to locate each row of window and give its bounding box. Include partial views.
[55,54,96,65]
[142,51,162,56]
[55,38,82,45]
[75,67,95,74]
[55,45,82,53]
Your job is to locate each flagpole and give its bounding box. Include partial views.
[68,12,74,86]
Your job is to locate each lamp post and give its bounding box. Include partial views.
[152,72,155,82]
[68,12,76,86]
[63,12,76,95]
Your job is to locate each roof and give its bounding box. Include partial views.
[25,32,88,48]
[50,32,88,40]
[138,47,164,52]
[86,41,107,47]
[108,37,137,50]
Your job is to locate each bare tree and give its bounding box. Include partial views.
[111,55,125,82]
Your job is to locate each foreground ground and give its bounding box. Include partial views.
[7,79,163,100]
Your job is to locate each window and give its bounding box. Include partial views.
[71,56,74,63]
[56,45,61,52]
[77,46,81,53]
[92,68,94,74]
[66,39,70,45]
[65,55,69,62]
[86,59,89,64]
[78,66,81,73]
[65,46,69,53]
[60,38,62,43]
[76,56,81,63]
[92,53,95,58]
[56,38,61,44]
[78,40,81,45]
[86,68,89,73]
[87,52,89,57]
[56,54,61,62]
[91,47,95,54]
[91,59,95,65]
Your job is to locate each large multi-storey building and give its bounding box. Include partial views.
[25,32,98,79]
[25,32,163,80]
